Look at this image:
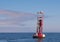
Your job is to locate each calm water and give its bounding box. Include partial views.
[0,33,60,42]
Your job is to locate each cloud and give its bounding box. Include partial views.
[0,10,36,27]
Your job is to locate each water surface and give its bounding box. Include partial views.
[0,33,60,42]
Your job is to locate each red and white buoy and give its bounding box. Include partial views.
[33,11,45,38]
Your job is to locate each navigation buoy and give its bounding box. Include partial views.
[33,11,45,38]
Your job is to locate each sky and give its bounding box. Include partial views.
[0,0,60,33]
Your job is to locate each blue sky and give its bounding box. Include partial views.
[0,0,60,32]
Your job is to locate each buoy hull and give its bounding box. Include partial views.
[33,33,45,38]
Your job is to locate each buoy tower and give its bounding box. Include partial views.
[33,11,45,38]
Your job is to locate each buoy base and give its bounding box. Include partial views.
[33,33,45,38]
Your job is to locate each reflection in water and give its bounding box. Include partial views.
[37,38,43,42]
[38,39,43,42]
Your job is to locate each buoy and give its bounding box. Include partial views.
[33,11,45,38]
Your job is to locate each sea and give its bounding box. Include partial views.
[0,33,60,42]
